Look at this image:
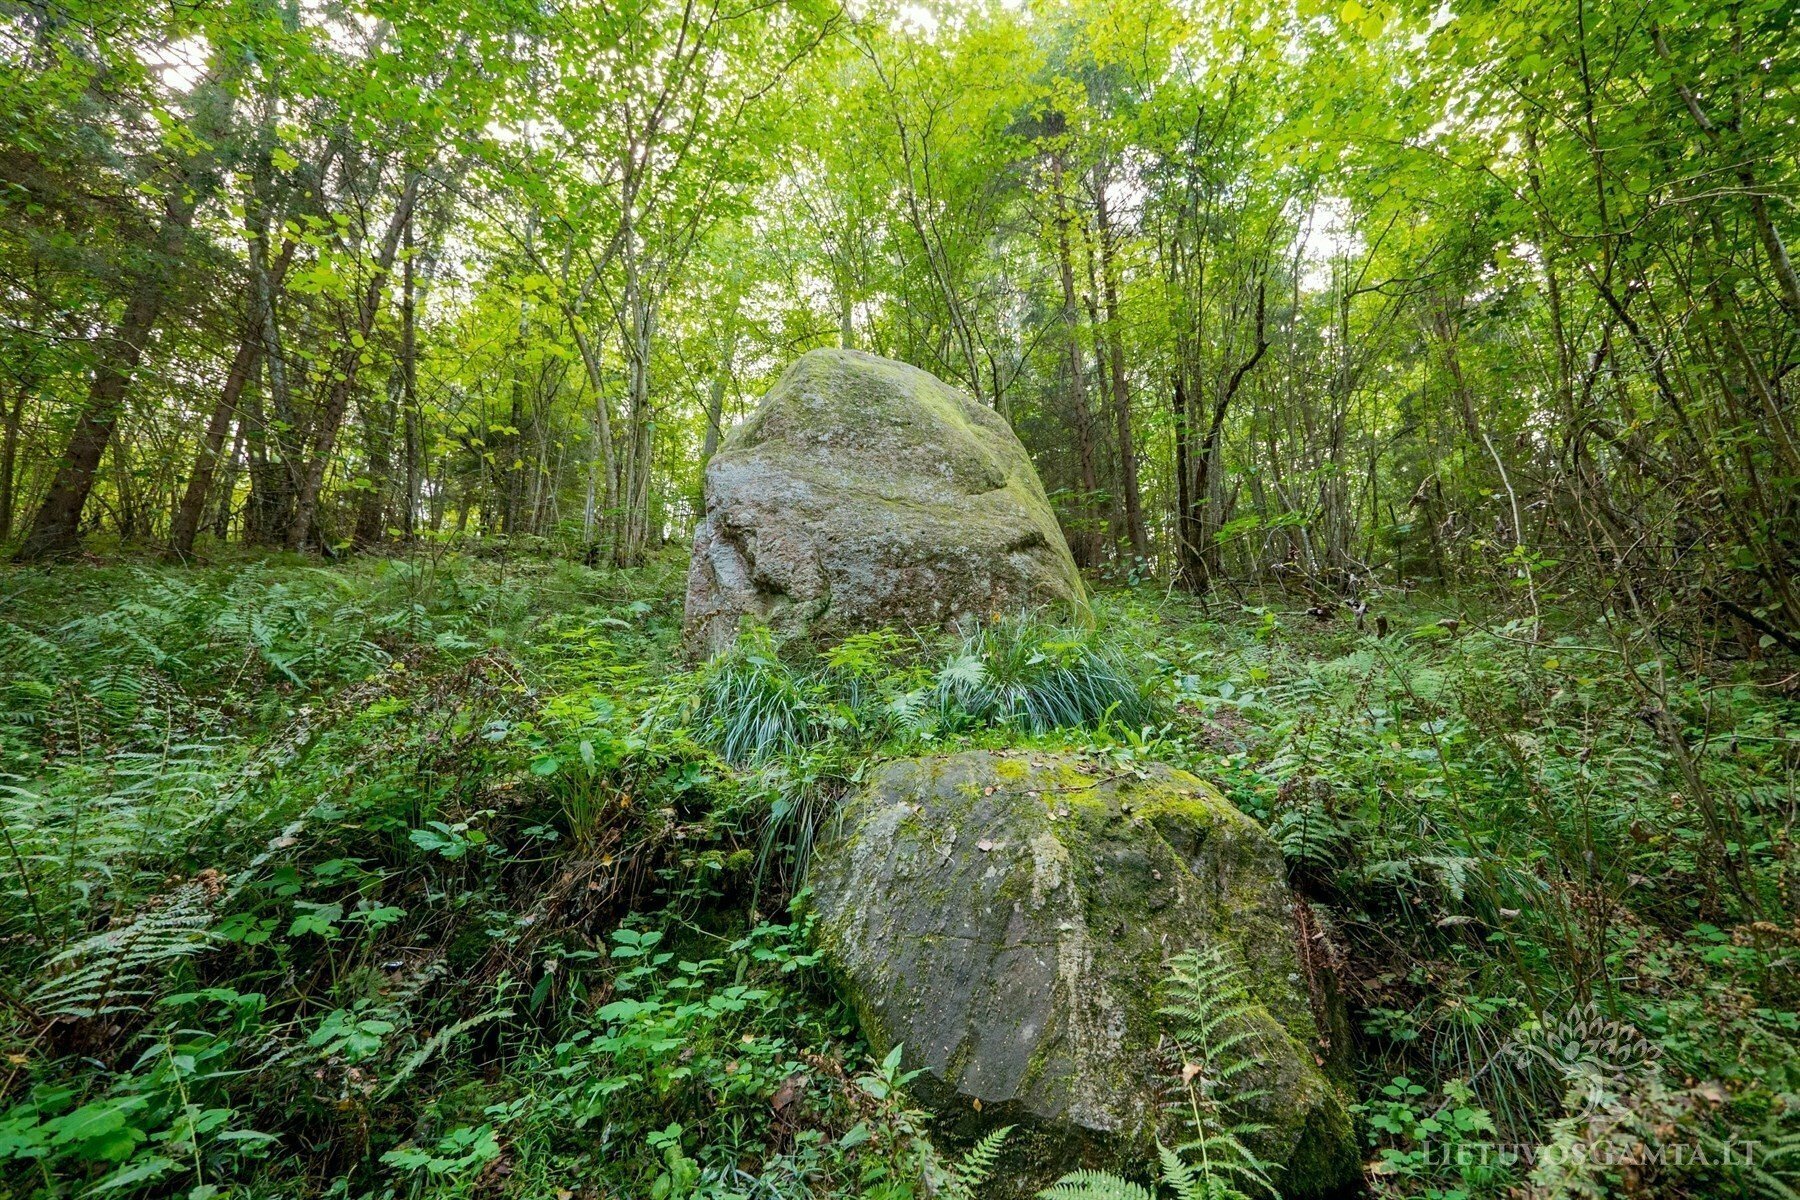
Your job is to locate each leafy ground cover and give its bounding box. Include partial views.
[1,553,1796,1199]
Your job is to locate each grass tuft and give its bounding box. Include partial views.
[933,613,1158,734]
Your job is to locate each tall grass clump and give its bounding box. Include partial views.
[697,613,1159,766]
[932,613,1157,734]
[696,627,826,765]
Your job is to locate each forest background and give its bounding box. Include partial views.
[1,0,1793,635]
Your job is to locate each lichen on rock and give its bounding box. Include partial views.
[808,750,1360,1199]
[684,348,1087,655]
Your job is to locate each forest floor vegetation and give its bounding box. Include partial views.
[0,552,1796,1199]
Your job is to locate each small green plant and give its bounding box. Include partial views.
[27,881,220,1021]
[0,988,274,1194]
[1039,1169,1159,1200]
[1360,1076,1505,1200]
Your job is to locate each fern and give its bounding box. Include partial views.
[28,880,220,1020]
[1040,949,1276,1200]
[1160,949,1271,1107]
[1,728,235,942]
[1037,1146,1258,1200]
[887,686,934,735]
[1359,852,1482,906]
[935,1124,1014,1199]
[1038,1169,1157,1200]
[1741,1122,1800,1200]
[1159,950,1276,1200]
[377,1004,515,1100]
[1269,800,1353,876]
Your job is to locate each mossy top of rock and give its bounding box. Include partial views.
[724,349,1041,504]
[808,750,1359,1199]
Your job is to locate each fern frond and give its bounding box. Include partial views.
[1159,948,1262,1062]
[1036,1169,1156,1200]
[1156,1143,1205,1200]
[1156,946,1279,1200]
[28,881,219,1020]
[377,1004,515,1100]
[951,1124,1014,1191]
[1167,1132,1274,1183]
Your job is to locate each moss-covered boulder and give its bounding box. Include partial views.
[684,348,1086,654]
[809,751,1360,1199]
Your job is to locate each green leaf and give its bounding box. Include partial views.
[93,1155,179,1191]
[50,1099,140,1148]
[287,901,343,939]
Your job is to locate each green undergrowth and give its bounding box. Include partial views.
[1,553,1796,1199]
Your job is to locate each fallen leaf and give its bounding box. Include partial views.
[773,1072,807,1113]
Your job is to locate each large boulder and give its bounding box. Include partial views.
[684,348,1086,654]
[809,751,1359,1199]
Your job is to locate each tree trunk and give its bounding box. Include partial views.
[614,218,657,567]
[1051,151,1101,567]
[16,185,203,560]
[1426,296,1483,446]
[286,169,421,550]
[170,210,299,558]
[244,269,297,546]
[502,307,528,535]
[169,337,260,559]
[572,320,618,558]
[352,375,399,549]
[13,58,240,560]
[1094,179,1146,559]
[213,415,246,541]
[0,369,33,546]
[242,346,283,548]
[17,275,172,560]
[111,436,139,540]
[701,333,734,466]
[1181,282,1267,594]
[1172,372,1198,586]
[400,216,421,541]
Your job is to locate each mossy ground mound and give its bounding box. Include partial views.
[684,348,1086,654]
[809,750,1360,1198]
